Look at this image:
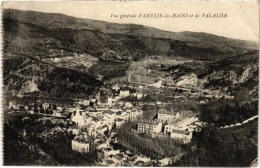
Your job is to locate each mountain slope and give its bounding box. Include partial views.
[3,9,258,61]
[3,55,102,98]
[2,9,259,98]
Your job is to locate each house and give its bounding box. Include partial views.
[72,139,89,153]
[8,101,18,109]
[158,112,179,122]
[159,157,171,166]
[128,110,143,121]
[137,122,162,134]
[115,118,125,128]
[107,97,114,106]
[78,99,90,106]
[164,124,176,133]
[90,98,97,103]
[120,90,130,98]
[133,92,143,99]
[42,103,49,110]
[53,111,63,117]
[56,106,63,112]
[170,129,192,144]
[125,102,133,108]
[177,116,198,127]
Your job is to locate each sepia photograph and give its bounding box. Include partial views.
[1,1,259,167]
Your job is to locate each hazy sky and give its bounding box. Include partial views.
[2,1,259,41]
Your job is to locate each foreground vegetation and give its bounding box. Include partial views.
[173,120,257,167]
[116,122,188,160]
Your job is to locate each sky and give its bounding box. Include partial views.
[2,1,259,41]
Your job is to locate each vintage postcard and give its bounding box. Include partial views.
[1,1,259,167]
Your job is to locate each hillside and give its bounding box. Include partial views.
[2,9,259,98]
[3,9,258,61]
[3,54,102,98]
[166,50,258,97]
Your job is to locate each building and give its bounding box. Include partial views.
[115,118,125,128]
[158,112,180,122]
[127,109,143,121]
[72,139,89,153]
[133,92,143,99]
[78,99,90,106]
[8,101,18,109]
[164,124,176,133]
[107,97,116,107]
[170,129,192,144]
[42,103,49,110]
[120,90,130,98]
[137,122,162,134]
[71,106,87,127]
[176,115,198,127]
[125,102,133,108]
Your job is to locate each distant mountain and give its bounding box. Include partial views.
[3,9,258,61]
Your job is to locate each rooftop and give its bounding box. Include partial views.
[138,120,161,125]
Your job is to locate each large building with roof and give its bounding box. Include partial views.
[170,129,192,144]
[137,122,162,134]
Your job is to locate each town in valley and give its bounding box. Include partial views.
[2,7,259,167]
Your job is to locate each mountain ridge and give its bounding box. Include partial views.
[3,9,258,49]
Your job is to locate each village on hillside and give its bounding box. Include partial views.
[6,71,257,166]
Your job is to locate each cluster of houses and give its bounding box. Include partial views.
[137,110,204,144]
[8,101,66,117]
[70,98,143,138]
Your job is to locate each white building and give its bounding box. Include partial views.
[72,139,89,153]
[158,112,180,122]
[170,129,192,144]
[120,90,130,98]
[53,111,63,117]
[78,99,90,106]
[56,106,63,112]
[107,97,117,107]
[115,118,125,128]
[125,102,133,108]
[128,110,143,121]
[164,124,176,133]
[42,103,49,110]
[138,122,162,134]
[71,106,87,127]
[8,101,18,109]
